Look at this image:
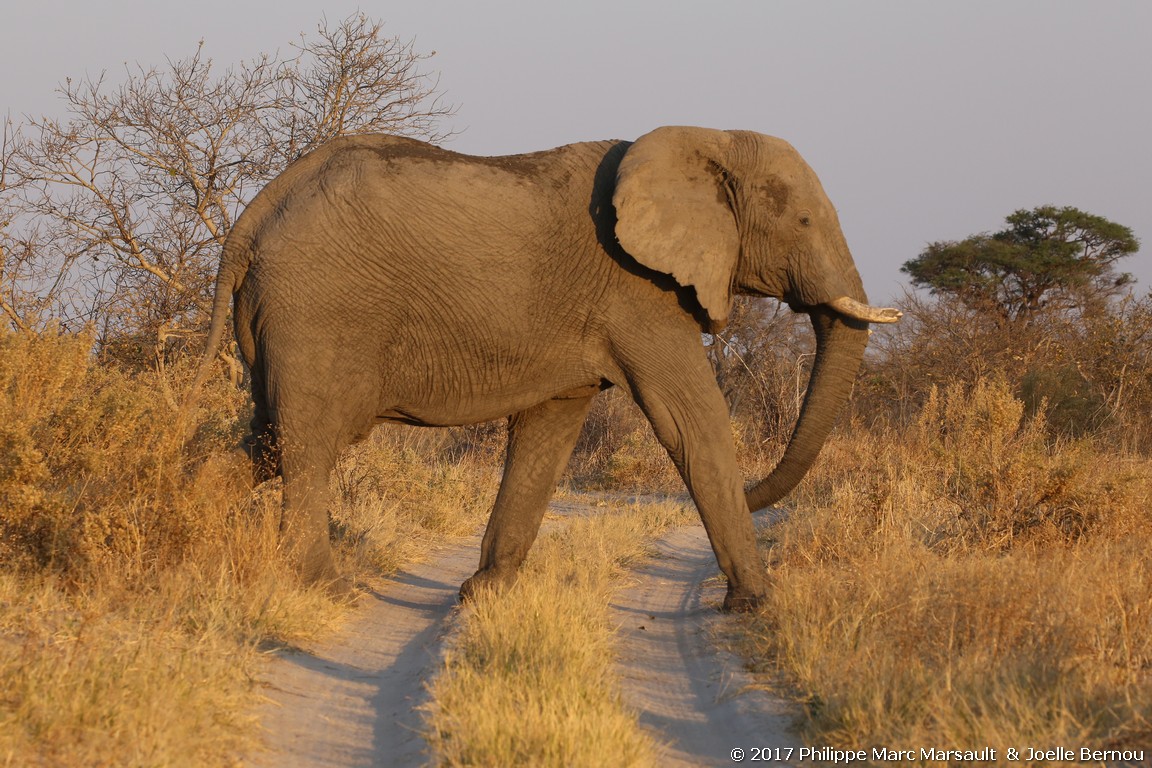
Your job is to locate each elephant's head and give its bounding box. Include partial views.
[613,126,900,511]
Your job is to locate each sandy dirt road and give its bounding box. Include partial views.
[253,503,801,767]
[252,535,482,767]
[612,522,802,765]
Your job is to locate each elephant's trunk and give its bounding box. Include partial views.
[745,306,869,512]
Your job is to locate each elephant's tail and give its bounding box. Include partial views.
[179,247,250,443]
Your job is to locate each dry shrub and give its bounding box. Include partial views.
[791,378,1146,555]
[603,427,680,492]
[911,379,1145,545]
[0,327,342,765]
[743,377,1152,753]
[0,328,237,578]
[0,327,500,765]
[596,417,774,495]
[864,290,1152,454]
[568,388,677,490]
[569,386,776,493]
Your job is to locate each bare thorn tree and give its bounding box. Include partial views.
[2,13,454,358]
[1,117,32,332]
[268,13,455,163]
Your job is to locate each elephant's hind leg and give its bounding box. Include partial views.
[274,386,373,596]
[278,436,346,593]
[244,361,281,484]
[459,393,595,601]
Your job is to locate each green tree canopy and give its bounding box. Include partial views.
[901,206,1139,323]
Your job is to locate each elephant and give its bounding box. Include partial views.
[192,126,900,611]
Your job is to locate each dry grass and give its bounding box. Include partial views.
[0,327,497,766]
[12,319,1148,763]
[331,427,499,576]
[740,378,1152,755]
[423,498,695,767]
[0,328,324,766]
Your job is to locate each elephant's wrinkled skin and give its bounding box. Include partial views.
[193,126,899,611]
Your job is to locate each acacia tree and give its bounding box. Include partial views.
[870,207,1150,447]
[0,14,453,356]
[901,206,1138,325]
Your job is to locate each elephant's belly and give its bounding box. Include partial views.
[376,379,608,428]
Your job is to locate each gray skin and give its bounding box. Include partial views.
[193,126,900,611]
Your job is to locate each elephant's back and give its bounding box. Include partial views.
[230,133,627,354]
[240,135,620,278]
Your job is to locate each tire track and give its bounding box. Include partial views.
[612,523,803,766]
[252,504,802,767]
[252,535,481,768]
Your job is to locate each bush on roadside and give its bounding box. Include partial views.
[743,377,1152,753]
[0,327,499,765]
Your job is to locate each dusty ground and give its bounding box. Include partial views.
[612,523,802,765]
[251,535,480,767]
[252,501,801,767]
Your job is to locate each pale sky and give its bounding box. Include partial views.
[3,1,1149,302]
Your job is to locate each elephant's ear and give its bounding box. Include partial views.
[613,126,740,327]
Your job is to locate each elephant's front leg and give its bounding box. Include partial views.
[625,352,770,612]
[459,393,595,601]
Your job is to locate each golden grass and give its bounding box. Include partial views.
[331,427,498,576]
[739,378,1152,755]
[11,321,1149,763]
[1,572,259,767]
[423,498,695,767]
[0,456,338,767]
[0,328,497,766]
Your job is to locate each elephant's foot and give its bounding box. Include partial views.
[459,567,518,603]
[306,565,357,602]
[194,448,255,497]
[295,540,357,601]
[322,573,358,602]
[722,583,767,613]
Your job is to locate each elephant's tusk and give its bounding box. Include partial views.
[827,296,903,324]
